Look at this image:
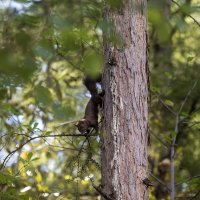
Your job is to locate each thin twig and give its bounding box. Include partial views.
[170,79,198,200]
[54,120,79,128]
[170,115,179,200]
[44,142,85,152]
[0,133,95,170]
[171,0,200,28]
[190,189,200,200]
[178,79,199,114]
[176,175,200,186]
[153,92,176,115]
[55,39,80,70]
[90,178,114,200]
[151,132,169,148]
[150,172,171,192]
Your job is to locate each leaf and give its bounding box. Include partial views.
[15,31,31,50]
[187,56,194,62]
[60,29,80,52]
[148,7,171,42]
[35,172,42,183]
[19,194,29,200]
[164,71,172,78]
[27,152,33,160]
[151,86,160,94]
[28,117,34,127]
[19,157,27,164]
[15,0,29,3]
[97,19,114,34]
[83,50,103,78]
[33,122,38,129]
[31,157,40,162]
[52,103,76,120]
[34,39,54,59]
[7,187,18,195]
[171,131,177,138]
[44,131,52,135]
[0,87,7,100]
[106,0,123,8]
[51,14,71,30]
[180,112,189,117]
[18,14,41,28]
[34,85,52,106]
[0,173,14,184]
[164,99,174,107]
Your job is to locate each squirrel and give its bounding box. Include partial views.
[83,75,101,95]
[76,74,103,134]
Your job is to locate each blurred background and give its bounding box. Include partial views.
[0,0,199,199]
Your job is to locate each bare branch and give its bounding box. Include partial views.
[169,79,199,200]
[190,189,200,200]
[150,172,171,192]
[90,178,114,200]
[151,132,169,148]
[0,133,95,170]
[55,39,80,70]
[178,79,199,114]
[171,0,200,28]
[176,174,200,186]
[54,120,79,128]
[152,92,176,116]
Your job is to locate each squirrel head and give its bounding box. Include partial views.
[75,119,91,134]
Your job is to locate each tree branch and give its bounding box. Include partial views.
[150,172,171,192]
[190,189,200,200]
[0,133,95,170]
[175,174,200,186]
[152,91,176,116]
[171,0,200,28]
[90,178,114,200]
[170,79,199,200]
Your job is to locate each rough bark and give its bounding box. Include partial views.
[101,1,149,200]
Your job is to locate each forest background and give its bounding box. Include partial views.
[0,0,200,199]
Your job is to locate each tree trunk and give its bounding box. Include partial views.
[101,1,149,200]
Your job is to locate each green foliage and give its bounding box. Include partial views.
[106,0,123,9]
[0,173,14,185]
[149,0,200,198]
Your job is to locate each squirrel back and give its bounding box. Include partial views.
[76,74,103,134]
[83,75,101,96]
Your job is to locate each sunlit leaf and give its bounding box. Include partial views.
[187,56,194,62]
[33,122,38,129]
[83,50,103,78]
[171,131,177,138]
[27,152,33,160]
[14,0,29,3]
[31,157,40,162]
[19,157,27,164]
[164,99,174,107]
[60,29,80,52]
[106,0,123,9]
[15,31,31,50]
[34,39,54,60]
[52,103,76,120]
[0,173,14,184]
[34,85,52,106]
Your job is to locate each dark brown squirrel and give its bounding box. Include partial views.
[83,75,101,95]
[76,74,103,134]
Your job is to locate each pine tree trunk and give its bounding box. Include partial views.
[101,1,149,199]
